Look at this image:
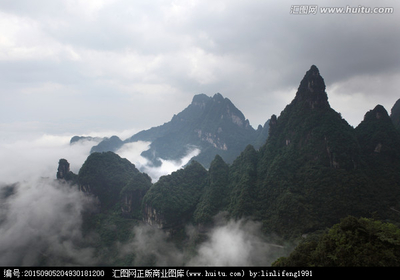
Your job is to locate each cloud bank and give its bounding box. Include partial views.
[0,176,287,266]
[186,215,286,266]
[117,214,288,267]
[0,178,98,266]
[0,132,287,266]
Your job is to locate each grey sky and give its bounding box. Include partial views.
[1,0,399,141]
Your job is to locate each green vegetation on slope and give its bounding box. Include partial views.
[142,161,208,228]
[273,216,400,266]
[59,66,400,266]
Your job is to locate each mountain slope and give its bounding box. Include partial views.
[78,151,151,213]
[90,93,269,168]
[255,65,371,237]
[50,65,400,268]
[141,65,400,239]
[273,216,400,267]
[142,161,208,230]
[390,98,400,130]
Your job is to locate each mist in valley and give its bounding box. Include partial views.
[0,133,288,266]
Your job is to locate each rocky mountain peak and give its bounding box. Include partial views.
[191,93,210,108]
[56,158,78,184]
[295,65,328,109]
[56,159,70,180]
[363,104,391,123]
[212,92,225,102]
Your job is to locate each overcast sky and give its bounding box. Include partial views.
[1,0,399,142]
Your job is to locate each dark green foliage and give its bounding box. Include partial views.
[81,208,139,266]
[390,99,400,130]
[356,105,400,159]
[120,172,152,219]
[142,161,208,228]
[76,152,152,265]
[354,105,400,215]
[273,216,400,266]
[253,75,365,237]
[140,66,400,241]
[78,152,141,211]
[63,65,400,266]
[193,155,229,224]
[228,145,259,219]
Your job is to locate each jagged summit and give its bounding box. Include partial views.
[191,93,209,107]
[363,104,391,122]
[90,93,269,169]
[191,93,225,107]
[355,104,400,159]
[294,65,328,109]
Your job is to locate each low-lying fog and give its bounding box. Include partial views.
[0,132,288,266]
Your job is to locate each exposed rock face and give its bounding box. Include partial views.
[143,204,166,229]
[195,129,228,150]
[295,65,329,109]
[56,159,70,180]
[56,159,78,185]
[120,172,152,218]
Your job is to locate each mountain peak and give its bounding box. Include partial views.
[363,104,391,122]
[105,92,268,169]
[213,92,225,101]
[295,65,328,109]
[191,93,210,104]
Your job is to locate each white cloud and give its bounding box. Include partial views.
[115,141,151,168]
[328,72,400,126]
[0,178,98,266]
[143,147,201,182]
[187,215,285,266]
[0,131,288,266]
[0,134,95,184]
[118,213,287,266]
[116,141,201,182]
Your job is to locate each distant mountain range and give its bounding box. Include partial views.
[73,93,269,169]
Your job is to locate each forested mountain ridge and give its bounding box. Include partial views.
[58,65,400,266]
[88,93,269,168]
[140,65,400,237]
[273,216,400,266]
[253,66,400,237]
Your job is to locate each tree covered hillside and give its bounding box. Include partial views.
[90,93,269,169]
[59,65,400,266]
[273,216,400,267]
[141,65,400,239]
